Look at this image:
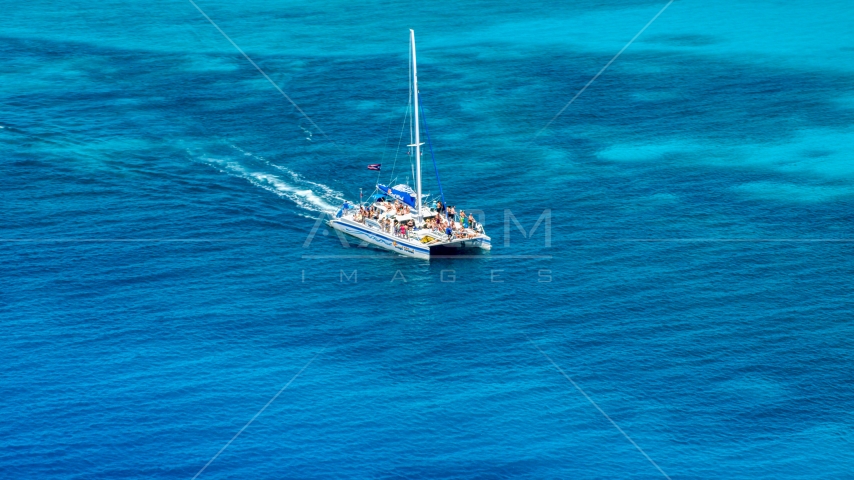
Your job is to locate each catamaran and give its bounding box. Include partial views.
[327,30,491,259]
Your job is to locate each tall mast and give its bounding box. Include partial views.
[410,29,423,220]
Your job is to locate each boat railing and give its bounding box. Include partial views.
[345,202,486,240]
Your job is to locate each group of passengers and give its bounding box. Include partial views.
[351,198,481,241]
[353,202,415,237]
[379,198,411,216]
[428,201,480,239]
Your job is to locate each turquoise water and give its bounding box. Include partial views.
[3,1,854,478]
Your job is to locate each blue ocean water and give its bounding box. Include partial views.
[3,0,854,478]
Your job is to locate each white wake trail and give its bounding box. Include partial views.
[200,152,342,216]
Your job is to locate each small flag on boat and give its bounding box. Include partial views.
[367,164,381,171]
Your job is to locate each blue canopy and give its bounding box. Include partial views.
[377,184,416,208]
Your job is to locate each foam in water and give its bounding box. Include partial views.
[271,164,343,202]
[229,144,343,209]
[199,153,341,215]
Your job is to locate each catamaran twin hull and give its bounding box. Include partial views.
[327,218,491,259]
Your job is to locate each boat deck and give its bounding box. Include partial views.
[327,204,491,258]
[337,209,488,247]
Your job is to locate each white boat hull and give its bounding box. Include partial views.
[327,218,490,259]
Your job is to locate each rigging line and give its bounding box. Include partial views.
[377,103,400,164]
[536,0,675,136]
[408,117,416,185]
[389,37,414,187]
[388,103,409,185]
[187,0,341,151]
[418,95,446,210]
[375,110,398,188]
[407,37,415,186]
